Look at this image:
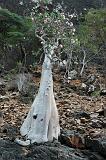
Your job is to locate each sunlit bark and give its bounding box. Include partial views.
[16,47,60,146]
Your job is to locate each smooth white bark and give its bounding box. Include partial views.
[80,49,86,76]
[16,49,60,146]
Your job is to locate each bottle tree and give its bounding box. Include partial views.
[16,0,75,146]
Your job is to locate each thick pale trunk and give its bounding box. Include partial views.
[16,53,60,146]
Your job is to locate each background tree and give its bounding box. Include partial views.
[74,8,106,76]
[53,0,106,13]
[0,0,36,16]
[0,8,41,70]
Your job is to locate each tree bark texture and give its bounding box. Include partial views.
[16,52,60,146]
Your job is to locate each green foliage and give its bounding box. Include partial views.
[0,8,32,45]
[0,6,73,66]
[86,8,106,45]
[53,0,106,13]
[0,8,24,26]
[78,8,106,52]
[0,5,75,52]
[91,90,100,97]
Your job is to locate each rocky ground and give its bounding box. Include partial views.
[1,138,106,160]
[0,66,106,160]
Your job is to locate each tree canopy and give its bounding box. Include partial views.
[0,2,106,73]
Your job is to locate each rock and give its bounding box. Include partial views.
[79,83,87,95]
[0,139,26,160]
[19,96,33,104]
[6,79,18,92]
[80,118,87,123]
[85,137,106,158]
[68,70,78,80]
[9,92,19,98]
[82,150,105,160]
[89,129,103,138]
[72,101,79,105]
[28,83,37,97]
[86,74,96,84]
[1,124,17,139]
[0,95,9,102]
[0,79,6,95]
[96,108,105,116]
[82,96,92,101]
[90,119,103,128]
[0,78,6,87]
[15,73,37,98]
[0,87,6,96]
[88,84,95,95]
[19,83,37,103]
[77,126,86,134]
[104,108,106,117]
[33,72,41,78]
[59,60,67,72]
[100,89,106,96]
[102,119,106,128]
[16,73,30,92]
[90,113,99,118]
[0,111,3,127]
[62,99,71,105]
[0,139,91,160]
[74,111,90,119]
[81,83,87,89]
[59,130,85,149]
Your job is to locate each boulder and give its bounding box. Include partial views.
[59,60,67,72]
[59,129,85,149]
[81,83,87,89]
[0,139,89,160]
[74,111,90,119]
[0,79,6,95]
[6,79,18,92]
[68,70,78,80]
[100,89,106,96]
[0,95,9,102]
[90,119,103,128]
[86,75,96,85]
[85,137,106,158]
[0,137,105,160]
[88,84,95,95]
[0,111,3,127]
